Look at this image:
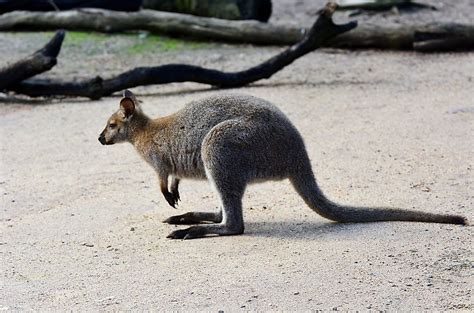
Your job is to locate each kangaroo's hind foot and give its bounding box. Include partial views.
[163,211,222,225]
[166,222,244,240]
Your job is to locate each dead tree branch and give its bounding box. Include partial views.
[0,31,64,91]
[7,3,357,99]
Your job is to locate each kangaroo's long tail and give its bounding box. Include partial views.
[290,161,467,225]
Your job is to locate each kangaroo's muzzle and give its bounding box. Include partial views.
[98,135,107,145]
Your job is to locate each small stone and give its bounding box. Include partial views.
[130,227,136,231]
[82,242,94,247]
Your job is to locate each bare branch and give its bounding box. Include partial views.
[0,30,65,91]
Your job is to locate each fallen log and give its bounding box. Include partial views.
[0,30,64,91]
[331,23,474,51]
[413,23,474,52]
[0,8,301,45]
[0,8,472,51]
[7,3,357,99]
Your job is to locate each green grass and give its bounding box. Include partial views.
[41,31,212,54]
[126,34,211,54]
[66,31,107,44]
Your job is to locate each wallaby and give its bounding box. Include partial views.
[98,90,467,239]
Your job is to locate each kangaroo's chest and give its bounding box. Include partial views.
[138,133,205,180]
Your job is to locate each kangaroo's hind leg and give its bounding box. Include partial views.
[166,119,249,239]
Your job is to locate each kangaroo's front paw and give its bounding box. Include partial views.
[163,191,179,208]
[171,188,180,203]
[166,226,207,240]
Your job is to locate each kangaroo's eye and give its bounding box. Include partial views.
[109,123,117,129]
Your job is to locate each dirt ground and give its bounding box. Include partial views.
[1,1,473,311]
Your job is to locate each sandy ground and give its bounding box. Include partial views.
[1,1,474,310]
[1,48,473,310]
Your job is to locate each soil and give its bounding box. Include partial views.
[0,0,473,310]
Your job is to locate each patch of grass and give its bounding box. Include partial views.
[126,34,212,54]
[59,31,109,55]
[40,31,213,55]
[66,31,107,44]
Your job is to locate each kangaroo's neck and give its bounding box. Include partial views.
[128,112,152,145]
[129,113,175,157]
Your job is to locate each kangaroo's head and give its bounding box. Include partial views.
[98,90,141,145]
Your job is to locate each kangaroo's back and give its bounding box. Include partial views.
[172,93,290,138]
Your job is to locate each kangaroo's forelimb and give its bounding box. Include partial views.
[160,176,180,208]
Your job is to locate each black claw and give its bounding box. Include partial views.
[163,191,177,208]
[171,189,180,202]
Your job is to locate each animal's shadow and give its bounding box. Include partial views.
[242,220,387,240]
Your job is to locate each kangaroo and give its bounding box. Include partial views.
[98,90,467,239]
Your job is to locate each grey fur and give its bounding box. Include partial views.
[99,92,467,239]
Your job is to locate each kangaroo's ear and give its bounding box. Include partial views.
[120,97,135,118]
[120,89,140,117]
[123,89,138,103]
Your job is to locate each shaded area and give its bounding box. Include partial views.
[0,0,141,13]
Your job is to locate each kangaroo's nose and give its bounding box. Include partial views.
[98,136,106,145]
